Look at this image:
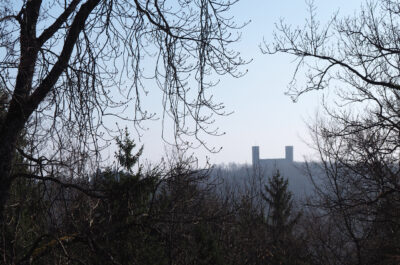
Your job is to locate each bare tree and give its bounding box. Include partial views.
[303,116,400,264]
[264,0,400,263]
[0,0,247,221]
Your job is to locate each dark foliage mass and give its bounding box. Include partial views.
[2,131,312,264]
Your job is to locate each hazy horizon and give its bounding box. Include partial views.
[132,0,365,166]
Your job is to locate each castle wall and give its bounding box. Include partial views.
[250,145,313,198]
[252,145,294,167]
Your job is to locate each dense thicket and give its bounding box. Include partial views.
[2,133,312,264]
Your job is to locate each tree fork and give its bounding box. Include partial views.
[0,0,100,223]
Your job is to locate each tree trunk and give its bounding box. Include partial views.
[0,0,100,224]
[0,123,22,224]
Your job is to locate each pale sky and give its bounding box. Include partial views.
[127,0,365,166]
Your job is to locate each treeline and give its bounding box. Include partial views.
[4,132,400,264]
[2,132,310,264]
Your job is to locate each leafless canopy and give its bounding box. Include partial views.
[264,0,400,195]
[264,1,400,263]
[0,0,247,161]
[0,0,247,219]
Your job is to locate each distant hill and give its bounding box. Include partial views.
[210,161,317,201]
[210,145,322,200]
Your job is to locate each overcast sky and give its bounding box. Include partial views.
[134,0,365,166]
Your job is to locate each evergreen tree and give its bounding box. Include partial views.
[89,129,165,264]
[115,128,143,174]
[262,170,302,264]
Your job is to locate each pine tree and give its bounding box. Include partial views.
[262,170,302,264]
